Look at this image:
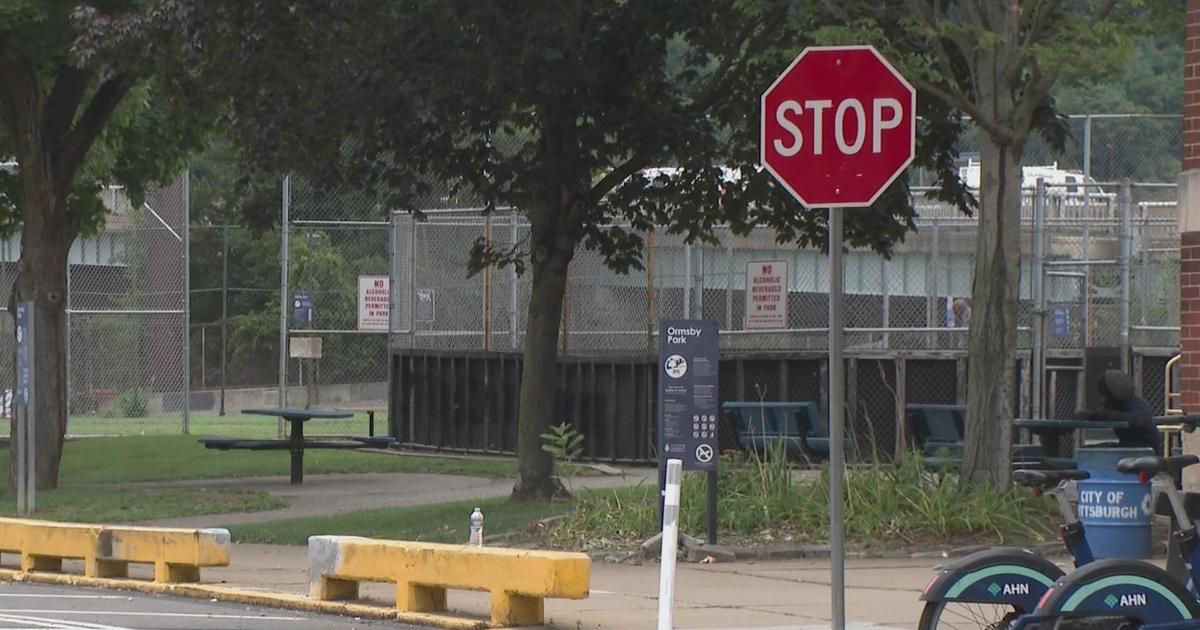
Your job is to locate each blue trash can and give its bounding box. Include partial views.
[1076,447,1156,559]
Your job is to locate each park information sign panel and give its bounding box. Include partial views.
[744,261,788,330]
[292,292,314,326]
[658,320,719,471]
[357,276,390,332]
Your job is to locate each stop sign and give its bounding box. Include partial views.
[761,46,916,208]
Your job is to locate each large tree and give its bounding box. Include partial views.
[0,2,208,487]
[822,0,1175,486]
[177,0,969,499]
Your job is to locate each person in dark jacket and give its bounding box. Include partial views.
[1077,370,1160,451]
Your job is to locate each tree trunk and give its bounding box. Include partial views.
[961,129,1025,489]
[510,209,576,502]
[9,176,74,491]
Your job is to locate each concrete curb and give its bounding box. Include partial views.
[604,540,1066,564]
[0,569,493,629]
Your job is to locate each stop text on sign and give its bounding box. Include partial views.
[772,98,904,157]
[760,45,916,208]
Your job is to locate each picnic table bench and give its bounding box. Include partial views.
[908,405,1079,470]
[720,401,854,461]
[199,408,396,484]
[335,404,387,437]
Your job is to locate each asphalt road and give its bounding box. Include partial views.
[0,583,410,629]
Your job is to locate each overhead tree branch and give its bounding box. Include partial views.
[1021,0,1053,52]
[911,74,1012,143]
[1093,0,1119,21]
[905,0,982,110]
[44,66,90,149]
[589,151,650,204]
[53,74,133,189]
[590,3,786,206]
[1011,63,1058,135]
[0,47,42,160]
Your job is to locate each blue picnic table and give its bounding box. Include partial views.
[200,408,396,484]
[1013,418,1129,457]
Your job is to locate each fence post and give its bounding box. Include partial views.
[1082,116,1092,345]
[182,168,191,436]
[894,357,907,457]
[926,215,939,350]
[510,216,519,350]
[881,257,890,350]
[646,230,656,354]
[412,215,420,351]
[1140,201,1150,331]
[956,358,967,406]
[1120,179,1132,372]
[220,225,228,416]
[1031,179,1047,420]
[483,213,492,352]
[278,175,290,436]
[725,232,733,330]
[1020,355,1032,419]
[683,242,692,319]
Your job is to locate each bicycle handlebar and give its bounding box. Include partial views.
[1155,414,1200,431]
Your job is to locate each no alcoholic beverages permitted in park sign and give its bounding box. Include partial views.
[745,260,788,330]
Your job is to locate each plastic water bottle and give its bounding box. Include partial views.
[469,507,484,547]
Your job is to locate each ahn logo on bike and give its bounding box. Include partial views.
[986,582,1030,597]
[1103,593,1148,608]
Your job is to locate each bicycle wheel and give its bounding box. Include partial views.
[919,600,1023,630]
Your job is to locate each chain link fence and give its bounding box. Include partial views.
[191,113,1179,457]
[392,189,1178,355]
[0,177,189,437]
[388,115,1184,458]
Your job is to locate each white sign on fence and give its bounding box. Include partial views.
[357,275,390,332]
[744,261,788,330]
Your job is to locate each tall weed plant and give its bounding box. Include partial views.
[553,454,1056,548]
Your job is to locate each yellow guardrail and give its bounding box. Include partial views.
[0,518,230,583]
[308,536,591,627]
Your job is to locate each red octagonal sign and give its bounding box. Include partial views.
[761,46,916,208]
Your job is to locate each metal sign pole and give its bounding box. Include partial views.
[15,400,24,516]
[15,302,35,515]
[829,208,846,630]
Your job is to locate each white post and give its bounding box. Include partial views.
[657,459,683,630]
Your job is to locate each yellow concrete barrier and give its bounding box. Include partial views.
[308,535,591,627]
[0,518,230,583]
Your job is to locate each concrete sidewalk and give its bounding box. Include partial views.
[202,543,977,629]
[140,469,657,528]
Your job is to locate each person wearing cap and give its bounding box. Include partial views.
[1076,369,1160,451]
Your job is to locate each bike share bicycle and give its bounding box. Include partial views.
[918,415,1200,630]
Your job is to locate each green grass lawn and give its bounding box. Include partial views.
[0,487,285,523]
[0,435,519,484]
[230,495,573,545]
[0,412,387,440]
